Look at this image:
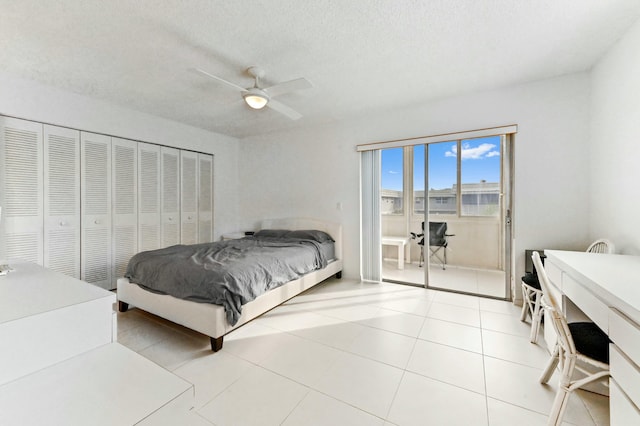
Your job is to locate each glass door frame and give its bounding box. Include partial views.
[362,125,517,299]
[421,135,514,300]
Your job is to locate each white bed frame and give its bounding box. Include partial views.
[116,218,343,351]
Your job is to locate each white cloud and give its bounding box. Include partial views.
[388,170,400,174]
[444,146,457,158]
[444,143,499,160]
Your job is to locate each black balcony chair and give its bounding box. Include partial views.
[429,222,454,270]
[410,221,455,269]
[410,223,425,267]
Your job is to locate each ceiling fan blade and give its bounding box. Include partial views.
[267,99,303,120]
[191,67,247,92]
[264,77,312,97]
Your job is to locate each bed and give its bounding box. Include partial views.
[116,218,343,351]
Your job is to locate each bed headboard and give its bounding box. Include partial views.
[260,217,342,260]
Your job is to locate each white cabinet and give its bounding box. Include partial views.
[44,125,80,278]
[610,310,640,425]
[611,380,640,425]
[198,153,213,243]
[112,137,138,288]
[0,262,194,424]
[161,147,180,247]
[180,150,198,245]
[543,251,640,425]
[0,262,115,386]
[81,132,112,289]
[0,117,44,264]
[138,142,161,252]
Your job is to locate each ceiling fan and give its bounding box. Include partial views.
[193,66,312,120]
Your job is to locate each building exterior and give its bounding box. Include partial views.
[382,181,500,217]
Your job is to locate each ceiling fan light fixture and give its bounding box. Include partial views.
[243,88,269,109]
[194,66,309,119]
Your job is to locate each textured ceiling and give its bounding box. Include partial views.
[1,0,639,139]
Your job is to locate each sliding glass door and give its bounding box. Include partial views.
[380,134,512,299]
[425,137,506,297]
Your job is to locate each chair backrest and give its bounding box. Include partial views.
[586,239,615,254]
[532,251,577,356]
[429,222,447,246]
[412,222,425,245]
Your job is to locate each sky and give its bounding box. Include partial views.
[381,136,501,191]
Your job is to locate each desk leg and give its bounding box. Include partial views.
[406,243,411,266]
[398,244,404,270]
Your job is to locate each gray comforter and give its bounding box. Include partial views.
[125,236,328,325]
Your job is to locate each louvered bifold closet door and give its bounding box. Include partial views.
[112,138,138,286]
[197,153,213,243]
[161,147,180,247]
[81,132,112,289]
[138,142,161,252]
[44,125,80,278]
[180,150,198,245]
[0,117,44,264]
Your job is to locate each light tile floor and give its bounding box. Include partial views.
[382,260,507,298]
[117,278,609,426]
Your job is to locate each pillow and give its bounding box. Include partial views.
[253,229,290,239]
[286,229,334,243]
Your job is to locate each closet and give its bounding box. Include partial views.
[138,142,161,253]
[112,137,138,288]
[0,117,44,266]
[81,132,112,289]
[180,151,198,245]
[161,147,181,247]
[198,153,213,243]
[0,115,214,290]
[44,125,80,278]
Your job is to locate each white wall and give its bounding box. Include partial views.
[0,68,600,290]
[0,73,241,239]
[589,18,640,255]
[239,73,592,285]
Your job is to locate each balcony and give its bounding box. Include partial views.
[381,214,506,298]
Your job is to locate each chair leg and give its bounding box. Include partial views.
[520,286,530,322]
[547,358,576,426]
[530,313,541,343]
[419,246,424,267]
[548,386,572,426]
[429,247,446,270]
[540,345,560,384]
[443,246,447,270]
[529,294,543,343]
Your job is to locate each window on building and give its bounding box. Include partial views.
[381,136,501,217]
[381,147,403,215]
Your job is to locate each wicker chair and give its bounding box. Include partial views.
[586,238,615,254]
[521,239,614,343]
[533,251,610,426]
[520,270,545,343]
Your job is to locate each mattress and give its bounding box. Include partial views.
[125,233,334,325]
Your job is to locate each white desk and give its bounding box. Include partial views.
[0,262,194,424]
[0,262,116,385]
[382,236,411,269]
[544,250,640,424]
